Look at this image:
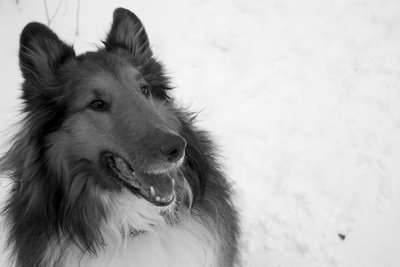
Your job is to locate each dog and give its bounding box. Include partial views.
[1,8,239,267]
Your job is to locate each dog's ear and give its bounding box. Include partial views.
[105,8,152,61]
[19,22,75,86]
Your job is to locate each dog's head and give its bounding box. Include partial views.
[18,8,188,207]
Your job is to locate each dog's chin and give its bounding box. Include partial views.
[104,153,182,207]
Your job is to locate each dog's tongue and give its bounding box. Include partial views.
[137,172,175,206]
[111,156,175,206]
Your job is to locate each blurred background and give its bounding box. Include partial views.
[0,0,400,266]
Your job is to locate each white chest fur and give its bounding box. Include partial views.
[50,192,220,267]
[68,219,218,267]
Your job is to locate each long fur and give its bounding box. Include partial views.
[1,8,239,267]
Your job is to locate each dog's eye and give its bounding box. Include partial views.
[141,85,151,98]
[89,99,108,111]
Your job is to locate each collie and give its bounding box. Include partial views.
[1,8,239,267]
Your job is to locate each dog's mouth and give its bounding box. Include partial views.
[105,154,175,206]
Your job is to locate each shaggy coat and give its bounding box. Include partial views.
[2,8,239,267]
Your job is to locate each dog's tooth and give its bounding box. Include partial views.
[155,196,161,202]
[150,186,155,197]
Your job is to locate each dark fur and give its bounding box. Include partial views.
[2,8,239,267]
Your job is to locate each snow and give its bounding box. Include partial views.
[1,0,400,266]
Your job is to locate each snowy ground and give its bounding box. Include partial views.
[1,0,400,266]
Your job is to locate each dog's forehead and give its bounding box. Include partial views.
[69,51,144,92]
[119,65,143,82]
[84,66,142,92]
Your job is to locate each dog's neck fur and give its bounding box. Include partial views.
[41,190,220,267]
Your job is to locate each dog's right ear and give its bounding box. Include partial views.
[19,22,75,86]
[105,8,152,63]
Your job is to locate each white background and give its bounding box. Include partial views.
[0,0,400,266]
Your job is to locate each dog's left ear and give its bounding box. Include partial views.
[19,22,75,86]
[105,8,152,60]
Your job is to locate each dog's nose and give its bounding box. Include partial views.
[160,135,187,162]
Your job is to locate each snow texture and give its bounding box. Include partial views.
[1,0,400,266]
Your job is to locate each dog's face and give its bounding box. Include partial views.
[19,9,186,207]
